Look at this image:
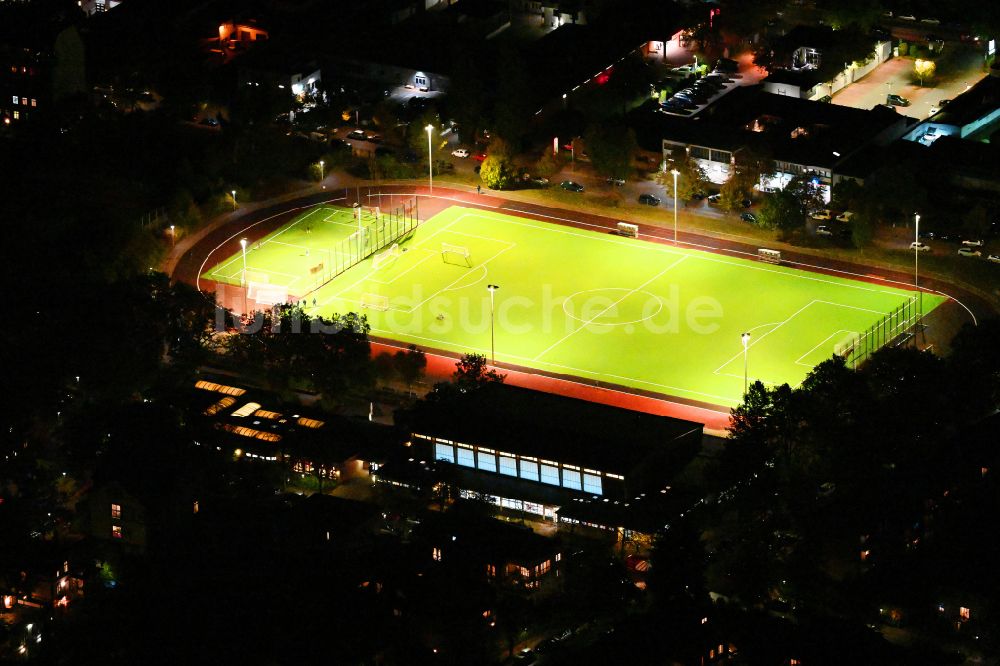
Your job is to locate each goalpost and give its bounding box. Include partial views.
[372,243,401,270]
[441,242,471,262]
[360,293,390,311]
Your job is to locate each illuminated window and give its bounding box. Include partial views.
[960,607,971,620]
[231,402,261,418]
[583,473,603,495]
[540,464,560,486]
[203,396,235,415]
[535,560,551,576]
[217,423,282,442]
[11,95,16,104]
[561,468,581,491]
[296,417,324,428]
[13,110,18,120]
[434,442,455,463]
[456,445,474,467]
[254,409,281,420]
[194,380,246,396]
[486,564,495,578]
[499,455,517,477]
[193,500,199,514]
[111,503,121,519]
[860,550,870,561]
[476,450,497,473]
[111,525,122,539]
[432,547,442,562]
[519,460,539,482]
[30,99,36,107]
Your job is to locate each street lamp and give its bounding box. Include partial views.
[914,212,921,342]
[741,332,751,395]
[231,189,237,211]
[319,159,325,181]
[240,238,248,286]
[487,284,500,365]
[670,168,680,244]
[169,224,175,247]
[425,124,434,194]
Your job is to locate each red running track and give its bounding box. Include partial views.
[370,341,733,434]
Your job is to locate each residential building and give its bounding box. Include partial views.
[0,1,85,125]
[659,85,911,199]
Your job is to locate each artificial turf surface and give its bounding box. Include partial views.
[204,205,945,407]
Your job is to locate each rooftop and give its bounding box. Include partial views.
[656,85,908,168]
[408,383,702,474]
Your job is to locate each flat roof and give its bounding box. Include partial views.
[929,74,1000,131]
[655,85,907,168]
[408,383,702,474]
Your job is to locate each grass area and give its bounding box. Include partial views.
[289,205,943,407]
[203,201,416,296]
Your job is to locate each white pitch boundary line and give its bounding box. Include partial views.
[477,207,907,299]
[316,211,498,308]
[368,249,438,285]
[368,327,742,404]
[402,244,516,313]
[499,203,977,325]
[714,299,819,375]
[196,196,347,291]
[370,338,736,417]
[533,255,689,362]
[443,264,488,292]
[795,329,856,367]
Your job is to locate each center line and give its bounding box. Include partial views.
[533,255,688,361]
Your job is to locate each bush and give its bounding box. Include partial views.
[898,42,909,56]
[480,156,516,190]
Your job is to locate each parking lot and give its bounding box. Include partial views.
[831,40,987,118]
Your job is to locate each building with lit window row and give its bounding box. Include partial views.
[403,383,703,532]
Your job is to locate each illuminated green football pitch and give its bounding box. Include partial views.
[204,205,945,407]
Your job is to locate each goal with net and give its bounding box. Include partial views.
[441,242,470,260]
[372,243,401,271]
[360,293,390,311]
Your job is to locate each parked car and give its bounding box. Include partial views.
[560,180,584,192]
[817,94,833,103]
[691,191,707,200]
[898,14,916,21]
[835,211,854,223]
[920,17,941,25]
[816,225,833,236]
[451,148,470,158]
[961,239,984,246]
[530,177,549,187]
[366,134,382,143]
[513,648,537,664]
[707,193,722,204]
[714,57,739,73]
[667,96,697,110]
[958,247,982,257]
[740,212,757,223]
[910,241,932,252]
[347,129,367,141]
[987,254,1000,263]
[607,176,625,186]
[473,152,487,162]
[741,198,753,208]
[887,93,910,107]
[638,193,661,206]
[812,209,833,220]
